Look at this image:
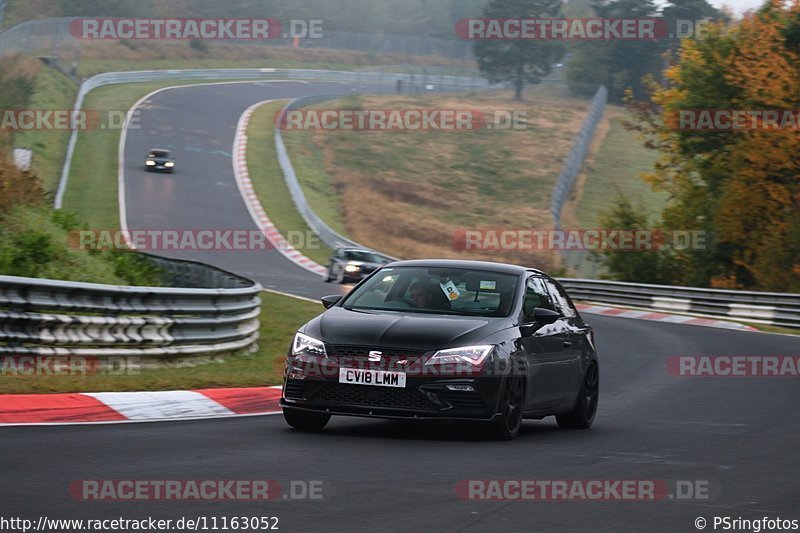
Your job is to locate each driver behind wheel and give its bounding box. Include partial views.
[409,281,451,310]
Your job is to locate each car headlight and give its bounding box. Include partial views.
[292,332,326,357]
[344,264,360,272]
[164,161,174,167]
[425,345,493,366]
[145,160,156,166]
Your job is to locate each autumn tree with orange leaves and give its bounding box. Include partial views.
[620,0,800,291]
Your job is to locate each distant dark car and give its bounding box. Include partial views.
[145,149,175,173]
[282,259,599,440]
[324,248,394,284]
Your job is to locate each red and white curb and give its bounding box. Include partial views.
[576,303,757,331]
[232,100,328,277]
[0,386,282,426]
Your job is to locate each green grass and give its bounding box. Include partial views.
[76,58,365,78]
[575,111,666,228]
[281,125,351,238]
[0,291,323,394]
[246,102,335,266]
[13,67,78,193]
[61,79,259,229]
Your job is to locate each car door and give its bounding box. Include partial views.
[518,276,572,410]
[544,277,586,406]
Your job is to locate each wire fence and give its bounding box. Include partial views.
[549,85,608,275]
[0,18,474,60]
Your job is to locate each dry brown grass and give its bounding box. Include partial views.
[285,89,606,272]
[71,40,475,72]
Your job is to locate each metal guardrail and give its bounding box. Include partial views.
[559,278,800,328]
[0,255,262,357]
[274,94,371,252]
[54,67,495,210]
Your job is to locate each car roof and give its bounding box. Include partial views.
[382,258,545,276]
[340,248,375,253]
[148,148,170,153]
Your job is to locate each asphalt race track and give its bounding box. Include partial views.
[2,81,799,533]
[122,80,377,299]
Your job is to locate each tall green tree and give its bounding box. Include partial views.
[472,0,565,100]
[566,0,723,102]
[566,0,662,101]
[627,0,800,290]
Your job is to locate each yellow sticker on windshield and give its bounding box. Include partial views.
[440,280,460,300]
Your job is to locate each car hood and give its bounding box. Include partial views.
[305,307,501,351]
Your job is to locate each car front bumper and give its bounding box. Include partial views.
[281,372,504,421]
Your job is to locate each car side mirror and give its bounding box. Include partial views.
[520,307,561,336]
[533,307,560,325]
[321,295,341,309]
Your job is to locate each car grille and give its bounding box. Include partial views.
[313,383,434,411]
[284,379,314,400]
[330,345,426,368]
[331,346,425,358]
[439,391,486,411]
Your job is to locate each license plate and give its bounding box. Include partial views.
[338,368,406,388]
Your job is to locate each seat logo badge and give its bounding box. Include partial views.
[368,351,382,362]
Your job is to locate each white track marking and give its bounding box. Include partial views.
[84,390,235,420]
[231,100,328,276]
[118,80,312,249]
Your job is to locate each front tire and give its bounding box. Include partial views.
[556,363,599,429]
[283,408,331,431]
[492,376,525,440]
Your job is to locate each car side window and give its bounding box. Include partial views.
[545,279,576,318]
[522,276,556,320]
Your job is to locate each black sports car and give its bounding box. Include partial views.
[144,148,175,173]
[281,259,599,439]
[324,248,394,284]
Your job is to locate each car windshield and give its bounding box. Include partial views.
[149,150,170,158]
[341,266,519,317]
[342,250,389,263]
